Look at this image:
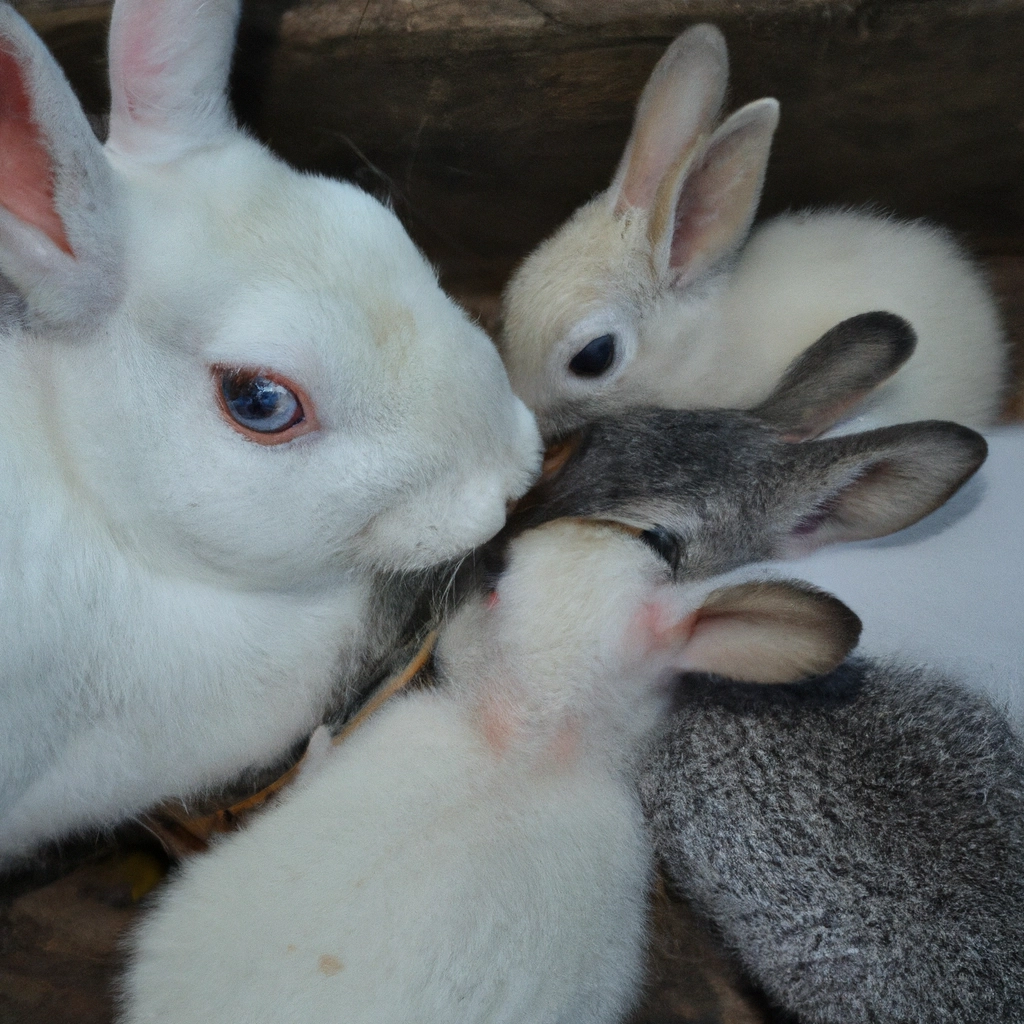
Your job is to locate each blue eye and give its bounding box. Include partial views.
[218,369,304,434]
[568,333,616,377]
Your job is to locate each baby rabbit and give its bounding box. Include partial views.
[499,24,1007,438]
[508,318,987,582]
[0,0,540,864]
[641,662,1024,1023]
[508,311,1021,730]
[120,518,861,1024]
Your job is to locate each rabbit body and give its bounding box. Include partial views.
[642,661,1024,1023]
[122,519,862,1024]
[0,0,540,862]
[716,210,1004,429]
[121,522,671,1024]
[121,692,651,1024]
[499,27,1006,438]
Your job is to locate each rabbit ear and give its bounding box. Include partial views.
[660,98,778,288]
[0,6,122,328]
[609,25,728,218]
[107,0,240,161]
[777,422,988,557]
[752,312,918,441]
[654,580,860,684]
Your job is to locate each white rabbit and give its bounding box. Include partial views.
[0,0,541,864]
[499,24,1007,439]
[120,518,860,1024]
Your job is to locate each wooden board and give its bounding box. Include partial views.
[18,0,1024,295]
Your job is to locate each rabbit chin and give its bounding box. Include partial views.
[355,476,521,572]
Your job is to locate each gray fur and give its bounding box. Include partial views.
[508,409,986,581]
[640,661,1024,1022]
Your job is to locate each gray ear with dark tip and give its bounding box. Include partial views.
[776,420,988,557]
[752,312,918,441]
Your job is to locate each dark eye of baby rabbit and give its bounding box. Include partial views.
[214,367,316,445]
[568,333,616,377]
[639,526,684,577]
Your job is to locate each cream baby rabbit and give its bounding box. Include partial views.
[500,25,1006,438]
[0,0,540,864]
[121,519,860,1024]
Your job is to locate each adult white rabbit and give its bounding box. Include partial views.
[121,518,861,1024]
[0,0,540,864]
[499,24,1007,439]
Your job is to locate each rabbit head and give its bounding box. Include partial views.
[504,314,986,577]
[499,24,779,437]
[0,0,541,587]
[438,518,861,762]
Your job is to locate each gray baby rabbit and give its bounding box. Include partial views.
[499,25,1007,438]
[641,662,1024,1023]
[507,314,986,582]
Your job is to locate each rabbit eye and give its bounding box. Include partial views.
[568,333,615,377]
[639,526,684,577]
[214,367,317,445]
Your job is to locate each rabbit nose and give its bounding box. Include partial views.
[639,526,684,576]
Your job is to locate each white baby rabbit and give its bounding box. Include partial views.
[499,24,1007,438]
[0,0,540,864]
[121,518,860,1024]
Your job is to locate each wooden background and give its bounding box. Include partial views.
[2,2,1023,1022]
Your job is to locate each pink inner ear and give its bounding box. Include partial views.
[0,47,72,256]
[110,1,169,127]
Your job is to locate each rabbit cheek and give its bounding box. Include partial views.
[631,601,697,656]
[477,694,518,755]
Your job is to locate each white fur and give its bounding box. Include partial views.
[121,520,857,1024]
[734,426,1024,725]
[499,26,1006,436]
[0,0,541,862]
[121,523,672,1024]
